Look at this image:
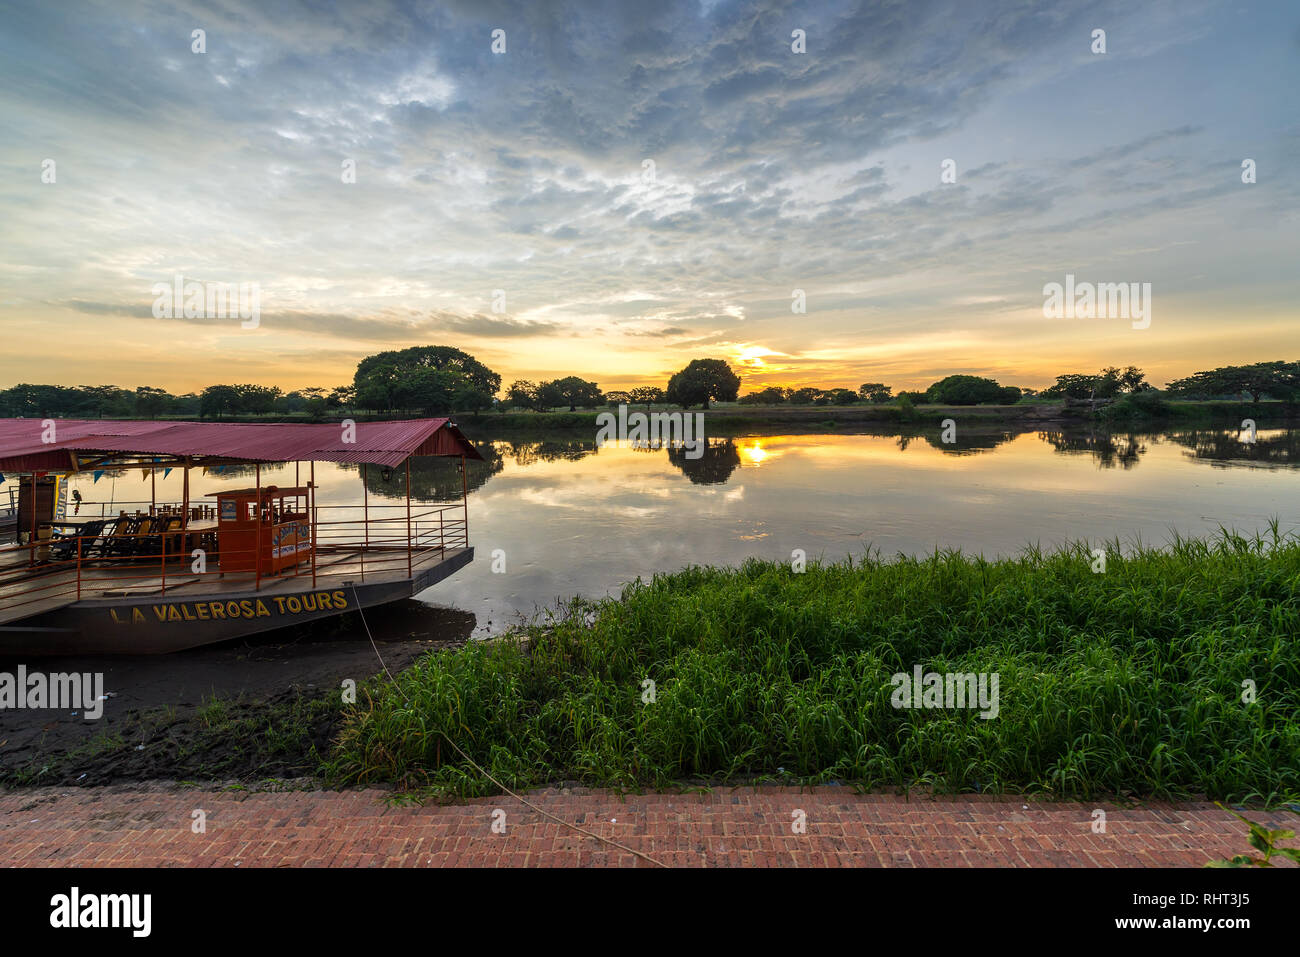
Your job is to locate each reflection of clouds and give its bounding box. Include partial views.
[513,484,669,519]
[951,494,998,507]
[433,428,1296,639]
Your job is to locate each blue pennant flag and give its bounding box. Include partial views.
[92,470,105,483]
[163,468,173,479]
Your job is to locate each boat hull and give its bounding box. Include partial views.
[0,547,473,655]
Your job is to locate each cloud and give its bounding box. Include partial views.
[0,0,1296,392]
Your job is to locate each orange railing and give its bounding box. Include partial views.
[0,502,468,621]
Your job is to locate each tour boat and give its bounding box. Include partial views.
[0,417,480,654]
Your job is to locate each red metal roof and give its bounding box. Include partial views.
[0,418,483,472]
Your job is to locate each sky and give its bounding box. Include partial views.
[0,0,1296,396]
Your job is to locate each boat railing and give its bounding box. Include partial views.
[51,499,219,521]
[0,501,468,621]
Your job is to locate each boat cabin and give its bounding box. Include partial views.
[209,486,311,575]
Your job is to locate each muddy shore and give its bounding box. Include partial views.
[0,600,474,787]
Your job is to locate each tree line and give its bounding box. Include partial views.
[0,352,1293,419]
[736,361,1297,408]
[0,382,353,420]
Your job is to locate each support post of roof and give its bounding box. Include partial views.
[255,463,262,592]
[310,460,317,589]
[361,463,368,582]
[181,457,191,587]
[28,471,37,567]
[181,458,190,535]
[160,504,166,596]
[405,458,412,578]
[461,454,468,549]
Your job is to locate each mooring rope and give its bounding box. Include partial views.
[352,586,666,867]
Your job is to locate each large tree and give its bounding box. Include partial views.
[628,386,665,408]
[353,346,501,414]
[538,376,603,411]
[198,384,243,419]
[925,375,1019,405]
[1043,367,1149,401]
[665,359,741,409]
[1166,361,1299,403]
[505,380,542,411]
[738,386,789,405]
[236,383,282,415]
[858,382,892,403]
[134,386,172,418]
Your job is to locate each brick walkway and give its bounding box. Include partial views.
[1,785,1294,867]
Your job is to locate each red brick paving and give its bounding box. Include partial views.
[0,785,1294,867]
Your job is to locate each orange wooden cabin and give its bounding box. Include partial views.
[208,485,312,576]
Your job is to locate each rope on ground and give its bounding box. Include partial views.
[353,587,666,867]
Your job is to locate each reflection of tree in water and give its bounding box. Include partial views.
[1038,431,1146,470]
[893,431,1014,454]
[667,439,742,485]
[208,463,267,480]
[343,446,505,502]
[1164,429,1299,468]
[493,439,597,468]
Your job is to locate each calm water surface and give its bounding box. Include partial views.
[32,428,1300,637]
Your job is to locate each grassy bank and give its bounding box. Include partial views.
[1098,394,1294,427]
[325,528,1300,803]
[69,399,1296,432]
[464,402,1061,435]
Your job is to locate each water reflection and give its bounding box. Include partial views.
[497,439,595,467]
[895,431,1017,455]
[26,427,1293,640]
[1164,429,1299,468]
[343,446,505,501]
[667,440,743,485]
[1039,431,1147,470]
[424,426,1297,635]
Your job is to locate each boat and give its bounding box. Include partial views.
[0,417,482,654]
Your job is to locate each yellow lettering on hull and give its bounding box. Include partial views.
[108,591,350,626]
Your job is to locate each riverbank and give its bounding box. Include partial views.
[6,530,1297,800]
[0,601,474,786]
[61,399,1299,434]
[470,398,1298,435]
[326,528,1300,804]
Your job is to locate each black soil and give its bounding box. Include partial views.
[0,600,474,786]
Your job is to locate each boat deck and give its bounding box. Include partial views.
[0,545,468,626]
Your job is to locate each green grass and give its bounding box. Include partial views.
[324,527,1300,804]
